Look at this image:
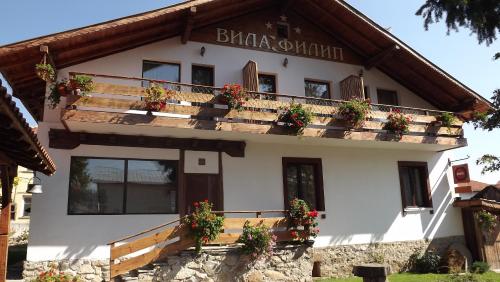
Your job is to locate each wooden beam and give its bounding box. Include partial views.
[181,6,197,44]
[364,44,400,70]
[0,164,16,282]
[280,0,297,15]
[48,129,246,157]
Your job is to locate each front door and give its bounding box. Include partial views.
[184,173,222,214]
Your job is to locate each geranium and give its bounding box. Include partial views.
[287,198,319,242]
[219,83,248,110]
[34,266,81,282]
[144,83,169,112]
[183,200,224,253]
[383,109,411,138]
[278,103,313,135]
[338,98,371,128]
[237,221,277,261]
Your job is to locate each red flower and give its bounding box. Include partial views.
[193,202,199,207]
[308,210,319,218]
[290,231,298,238]
[204,199,209,203]
[191,222,198,228]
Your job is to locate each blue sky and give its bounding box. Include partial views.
[1,0,499,183]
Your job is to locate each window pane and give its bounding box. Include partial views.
[286,165,299,203]
[69,158,125,214]
[126,160,178,214]
[400,167,414,207]
[23,196,32,217]
[411,167,425,207]
[192,65,214,86]
[258,74,276,93]
[142,61,180,87]
[377,89,398,106]
[299,164,317,210]
[305,80,330,99]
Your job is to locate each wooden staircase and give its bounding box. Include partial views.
[108,211,296,279]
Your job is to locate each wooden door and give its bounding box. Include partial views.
[184,173,222,214]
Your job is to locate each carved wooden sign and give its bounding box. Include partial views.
[190,9,361,65]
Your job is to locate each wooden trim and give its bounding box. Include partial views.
[364,44,400,70]
[179,150,186,217]
[181,6,197,44]
[397,161,432,213]
[282,157,325,211]
[49,129,246,158]
[218,151,224,211]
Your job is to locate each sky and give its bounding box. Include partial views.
[1,0,499,184]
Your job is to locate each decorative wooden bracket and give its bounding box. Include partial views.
[181,7,197,44]
[39,45,56,69]
[364,44,400,70]
[48,129,246,157]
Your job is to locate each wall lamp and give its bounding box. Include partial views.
[283,57,288,67]
[26,175,43,194]
[200,46,206,56]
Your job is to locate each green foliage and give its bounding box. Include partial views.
[145,83,167,112]
[183,200,224,253]
[437,112,457,131]
[410,249,442,273]
[476,154,500,174]
[288,198,319,241]
[70,75,94,96]
[471,89,500,132]
[219,83,248,110]
[319,272,500,282]
[471,261,490,274]
[477,210,498,233]
[367,250,385,264]
[35,63,55,82]
[444,272,480,282]
[33,266,81,282]
[383,109,411,137]
[416,0,500,46]
[237,221,276,260]
[278,102,313,135]
[47,81,68,109]
[338,98,371,128]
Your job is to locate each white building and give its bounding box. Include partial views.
[0,0,493,280]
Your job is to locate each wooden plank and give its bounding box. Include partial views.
[223,217,288,229]
[110,237,195,278]
[212,233,241,244]
[111,225,188,260]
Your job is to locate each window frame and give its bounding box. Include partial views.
[282,157,325,211]
[304,79,331,100]
[21,195,32,218]
[397,161,433,210]
[258,73,278,94]
[67,156,180,215]
[142,60,181,87]
[376,88,399,106]
[191,64,215,86]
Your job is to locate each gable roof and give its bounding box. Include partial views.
[0,0,493,120]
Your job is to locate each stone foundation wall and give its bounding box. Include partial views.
[22,236,464,281]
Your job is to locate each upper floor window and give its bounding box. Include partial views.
[68,157,178,215]
[142,61,180,87]
[398,161,432,209]
[305,80,330,99]
[192,65,214,93]
[258,74,276,93]
[282,158,325,211]
[377,89,398,106]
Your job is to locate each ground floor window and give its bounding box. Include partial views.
[398,161,432,209]
[68,157,178,215]
[282,158,325,211]
[22,195,31,217]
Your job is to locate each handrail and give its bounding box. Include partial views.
[68,72,455,116]
[107,217,183,245]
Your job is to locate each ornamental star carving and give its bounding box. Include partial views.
[265,22,273,29]
[294,27,301,34]
[280,15,288,22]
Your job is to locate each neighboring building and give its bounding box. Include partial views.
[0,0,494,280]
[9,167,34,236]
[455,180,500,200]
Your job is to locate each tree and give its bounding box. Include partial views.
[416,0,500,174]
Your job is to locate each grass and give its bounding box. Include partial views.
[319,272,500,282]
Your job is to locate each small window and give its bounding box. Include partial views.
[398,162,432,209]
[305,80,330,99]
[258,74,276,93]
[10,204,16,220]
[377,89,398,106]
[283,158,325,211]
[277,22,289,39]
[142,60,180,87]
[22,196,31,217]
[192,65,214,94]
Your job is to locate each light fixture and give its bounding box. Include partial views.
[200,46,206,56]
[26,175,43,194]
[283,57,288,67]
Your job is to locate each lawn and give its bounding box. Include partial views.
[319,272,500,282]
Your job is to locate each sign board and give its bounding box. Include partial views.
[452,164,470,184]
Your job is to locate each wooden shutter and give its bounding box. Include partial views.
[340,75,363,100]
[242,60,258,91]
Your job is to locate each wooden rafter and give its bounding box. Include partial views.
[364,44,400,70]
[280,0,297,15]
[181,7,197,44]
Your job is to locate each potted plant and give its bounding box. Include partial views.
[218,83,248,110]
[277,102,313,135]
[288,198,319,243]
[183,200,224,253]
[383,109,411,138]
[237,221,277,260]
[35,63,55,82]
[144,83,167,114]
[69,75,94,96]
[337,98,371,128]
[435,112,457,133]
[47,79,70,109]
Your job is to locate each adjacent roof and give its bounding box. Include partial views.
[0,81,55,175]
[0,0,493,120]
[456,180,500,193]
[454,186,500,211]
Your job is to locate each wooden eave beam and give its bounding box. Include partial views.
[181,7,197,44]
[364,44,400,70]
[280,0,297,15]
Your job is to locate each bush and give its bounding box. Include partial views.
[471,261,490,274]
[338,98,371,128]
[237,221,276,260]
[33,266,80,282]
[183,200,224,253]
[278,103,313,135]
[414,250,441,273]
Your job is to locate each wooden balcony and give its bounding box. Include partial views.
[60,72,466,150]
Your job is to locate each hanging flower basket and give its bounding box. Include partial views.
[383,109,411,138]
[218,83,248,110]
[47,79,71,109]
[277,103,313,135]
[337,98,371,128]
[183,200,224,253]
[35,63,56,82]
[69,75,94,96]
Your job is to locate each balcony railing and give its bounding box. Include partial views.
[62,72,466,148]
